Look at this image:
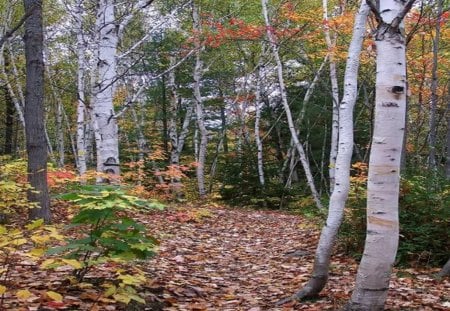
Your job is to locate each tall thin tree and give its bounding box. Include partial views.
[277,0,370,303]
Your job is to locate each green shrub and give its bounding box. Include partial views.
[338,170,450,267]
[48,185,164,281]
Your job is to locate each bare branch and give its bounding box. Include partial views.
[366,0,382,24]
[0,4,37,48]
[391,0,416,29]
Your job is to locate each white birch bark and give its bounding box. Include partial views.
[278,1,369,303]
[281,56,328,184]
[262,0,322,209]
[0,46,25,128]
[74,0,88,176]
[192,1,208,198]
[323,0,340,193]
[255,60,265,186]
[93,0,120,176]
[346,1,414,309]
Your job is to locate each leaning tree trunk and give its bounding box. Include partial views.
[277,1,369,303]
[192,1,208,198]
[23,0,51,222]
[262,0,322,209]
[345,0,414,309]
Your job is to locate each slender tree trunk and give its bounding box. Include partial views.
[23,0,51,222]
[278,1,369,303]
[220,106,228,153]
[323,0,340,193]
[446,80,450,179]
[255,60,265,186]
[3,84,14,155]
[75,0,87,176]
[262,0,322,209]
[192,1,208,198]
[345,1,414,309]
[428,0,442,170]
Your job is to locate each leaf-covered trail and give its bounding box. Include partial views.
[142,206,449,310]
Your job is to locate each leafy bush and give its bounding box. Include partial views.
[48,185,164,282]
[397,174,450,266]
[338,168,450,267]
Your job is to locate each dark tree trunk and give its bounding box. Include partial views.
[4,84,14,155]
[23,0,51,222]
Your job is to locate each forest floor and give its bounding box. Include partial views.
[2,204,449,310]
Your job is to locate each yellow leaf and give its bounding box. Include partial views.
[46,291,63,302]
[113,293,131,304]
[40,259,55,269]
[128,293,145,304]
[28,248,46,257]
[25,219,44,230]
[12,238,27,246]
[16,289,32,300]
[0,226,7,234]
[31,234,50,244]
[0,285,6,294]
[103,285,117,297]
[61,259,83,269]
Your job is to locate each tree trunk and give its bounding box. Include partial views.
[255,59,265,186]
[428,0,442,170]
[345,1,413,309]
[3,82,14,155]
[262,0,322,209]
[438,257,450,277]
[23,0,51,222]
[192,1,208,198]
[322,0,340,193]
[446,81,450,179]
[278,1,369,303]
[93,0,120,176]
[75,0,87,176]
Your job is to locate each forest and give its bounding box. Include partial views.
[0,0,449,310]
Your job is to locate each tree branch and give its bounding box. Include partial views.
[0,5,36,48]
[366,0,382,24]
[391,0,416,29]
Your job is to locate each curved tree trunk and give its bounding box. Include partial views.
[262,0,323,209]
[345,0,414,309]
[277,1,369,303]
[23,0,51,222]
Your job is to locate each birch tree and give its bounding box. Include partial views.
[261,0,322,209]
[23,0,51,222]
[345,0,415,309]
[278,0,370,303]
[322,0,340,193]
[192,1,208,198]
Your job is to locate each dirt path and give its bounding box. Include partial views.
[141,206,448,310]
